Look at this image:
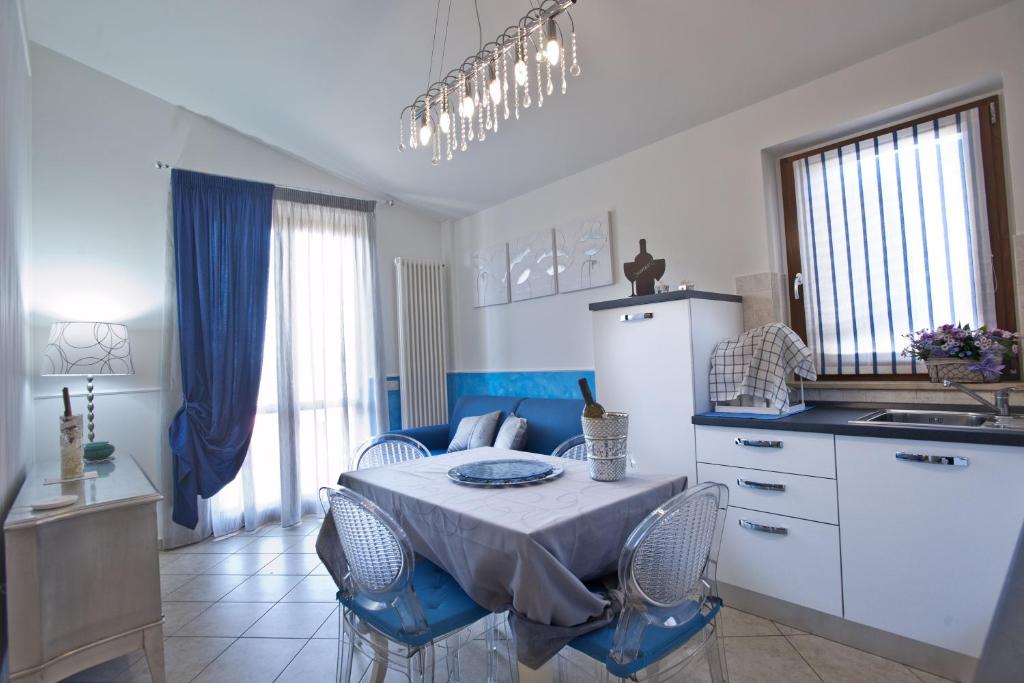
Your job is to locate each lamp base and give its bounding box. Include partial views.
[84,441,116,461]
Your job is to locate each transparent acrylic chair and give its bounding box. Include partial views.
[326,486,497,682]
[354,434,431,470]
[551,435,588,461]
[558,482,730,682]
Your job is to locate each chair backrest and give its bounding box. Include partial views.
[552,434,588,460]
[326,486,429,635]
[354,434,430,470]
[620,482,729,609]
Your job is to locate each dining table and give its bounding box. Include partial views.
[320,446,689,683]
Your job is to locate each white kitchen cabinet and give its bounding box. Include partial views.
[837,435,1024,657]
[696,426,836,478]
[591,294,742,483]
[697,462,838,524]
[718,507,843,615]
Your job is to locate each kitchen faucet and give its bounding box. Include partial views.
[943,380,1020,416]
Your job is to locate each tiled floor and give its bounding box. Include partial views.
[64,517,956,683]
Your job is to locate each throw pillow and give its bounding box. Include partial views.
[493,415,529,451]
[447,411,502,452]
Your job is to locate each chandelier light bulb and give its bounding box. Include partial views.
[544,19,560,66]
[514,59,528,86]
[461,81,475,118]
[418,112,432,146]
[488,63,502,105]
[439,107,451,134]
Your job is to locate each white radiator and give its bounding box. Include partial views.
[394,258,449,428]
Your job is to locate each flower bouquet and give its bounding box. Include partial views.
[904,324,1019,383]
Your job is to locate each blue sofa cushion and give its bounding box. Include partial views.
[568,598,721,678]
[339,558,489,647]
[515,398,586,455]
[448,395,523,443]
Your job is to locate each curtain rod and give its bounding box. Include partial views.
[153,161,396,208]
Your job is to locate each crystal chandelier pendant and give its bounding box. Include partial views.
[398,114,406,152]
[570,31,581,77]
[408,108,418,149]
[560,45,567,94]
[534,26,544,108]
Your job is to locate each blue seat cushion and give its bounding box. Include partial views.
[514,398,586,454]
[338,558,489,647]
[568,598,721,678]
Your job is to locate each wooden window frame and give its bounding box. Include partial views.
[780,95,1015,381]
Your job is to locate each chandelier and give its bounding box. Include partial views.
[400,0,581,164]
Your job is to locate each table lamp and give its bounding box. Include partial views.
[42,322,134,460]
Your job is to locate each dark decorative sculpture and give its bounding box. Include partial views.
[623,239,665,296]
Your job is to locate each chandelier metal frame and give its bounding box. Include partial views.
[400,0,581,164]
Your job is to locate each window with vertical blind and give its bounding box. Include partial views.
[780,96,1014,377]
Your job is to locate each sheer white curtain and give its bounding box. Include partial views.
[211,197,386,534]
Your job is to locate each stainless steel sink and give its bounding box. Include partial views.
[850,409,997,429]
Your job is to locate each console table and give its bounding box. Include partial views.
[4,454,165,682]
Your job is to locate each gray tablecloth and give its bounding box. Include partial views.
[316,447,687,668]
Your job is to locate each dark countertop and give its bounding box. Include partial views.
[692,405,1024,447]
[589,289,742,311]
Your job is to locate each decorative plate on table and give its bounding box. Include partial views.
[448,459,564,487]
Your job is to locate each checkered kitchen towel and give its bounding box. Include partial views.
[710,323,817,409]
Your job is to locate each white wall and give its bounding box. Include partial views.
[448,0,1024,374]
[30,46,443,531]
[0,0,33,669]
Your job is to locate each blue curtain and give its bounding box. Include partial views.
[169,170,274,529]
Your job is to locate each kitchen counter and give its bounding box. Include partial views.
[692,404,1024,447]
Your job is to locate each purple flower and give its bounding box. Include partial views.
[968,353,1005,381]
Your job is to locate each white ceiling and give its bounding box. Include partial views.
[26,0,1008,218]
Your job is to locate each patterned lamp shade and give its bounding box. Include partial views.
[42,322,135,376]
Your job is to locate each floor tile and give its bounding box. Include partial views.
[312,607,339,639]
[259,520,320,536]
[159,553,181,569]
[164,574,248,602]
[160,553,231,574]
[719,607,781,637]
[283,534,319,553]
[257,553,321,575]
[274,638,340,682]
[910,667,956,683]
[118,636,234,683]
[309,562,330,576]
[788,634,920,683]
[774,621,808,636]
[162,601,213,635]
[191,637,306,683]
[205,553,280,575]
[175,601,274,637]
[220,574,305,602]
[280,574,339,602]
[63,652,144,682]
[237,536,301,554]
[724,636,821,683]
[243,601,335,638]
[160,573,196,598]
[179,536,257,554]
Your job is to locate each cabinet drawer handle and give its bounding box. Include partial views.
[739,519,788,535]
[734,437,783,449]
[620,312,654,322]
[895,452,969,467]
[736,478,786,492]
